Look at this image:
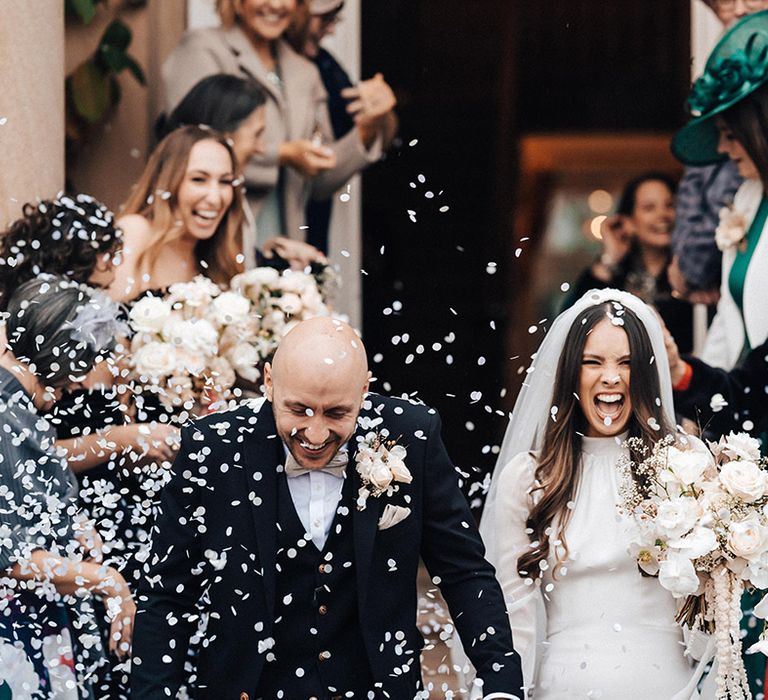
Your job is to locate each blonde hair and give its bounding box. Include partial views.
[121,125,244,287]
[217,0,309,37]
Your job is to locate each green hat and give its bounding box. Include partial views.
[672,10,768,166]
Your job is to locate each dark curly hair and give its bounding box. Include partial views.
[0,193,121,312]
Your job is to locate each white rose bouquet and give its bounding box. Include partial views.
[129,267,341,416]
[128,276,245,416]
[230,266,339,375]
[619,431,768,700]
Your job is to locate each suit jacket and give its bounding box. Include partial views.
[701,178,768,370]
[671,161,741,292]
[162,26,381,266]
[676,342,768,437]
[130,395,523,699]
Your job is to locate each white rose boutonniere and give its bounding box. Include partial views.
[354,431,411,511]
[715,205,748,253]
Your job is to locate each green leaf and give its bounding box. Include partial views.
[66,0,97,24]
[101,19,131,52]
[70,60,111,123]
[98,19,145,84]
[100,45,130,73]
[123,55,146,84]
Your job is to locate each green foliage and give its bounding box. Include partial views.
[65,0,104,24]
[66,10,146,136]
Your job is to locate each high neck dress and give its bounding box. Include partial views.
[493,434,701,699]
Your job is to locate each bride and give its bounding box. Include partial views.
[479,289,712,699]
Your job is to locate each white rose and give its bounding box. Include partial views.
[278,270,314,294]
[277,293,303,315]
[369,458,393,489]
[720,460,768,502]
[227,342,261,383]
[209,291,251,326]
[300,285,327,315]
[728,517,768,560]
[129,295,172,334]
[746,555,768,592]
[667,526,718,559]
[660,445,714,489]
[388,458,412,484]
[723,432,762,462]
[167,276,219,307]
[656,497,700,539]
[163,318,218,355]
[658,552,700,598]
[132,342,177,378]
[231,267,280,299]
[715,206,748,252]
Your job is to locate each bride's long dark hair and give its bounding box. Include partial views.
[516,302,672,579]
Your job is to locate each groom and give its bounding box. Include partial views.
[131,317,523,699]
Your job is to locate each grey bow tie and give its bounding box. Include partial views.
[284,449,349,478]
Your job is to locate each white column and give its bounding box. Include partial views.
[0,1,64,226]
[691,0,723,78]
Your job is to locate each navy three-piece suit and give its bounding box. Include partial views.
[131,395,523,699]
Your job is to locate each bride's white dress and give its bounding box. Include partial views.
[494,435,703,699]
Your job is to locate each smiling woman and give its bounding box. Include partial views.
[563,171,695,354]
[109,124,244,303]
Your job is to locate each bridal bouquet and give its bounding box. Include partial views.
[128,276,244,415]
[619,431,768,700]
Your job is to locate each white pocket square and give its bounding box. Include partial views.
[378,504,411,530]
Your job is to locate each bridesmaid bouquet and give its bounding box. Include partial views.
[229,266,336,376]
[619,431,768,700]
[128,276,242,415]
[128,267,337,417]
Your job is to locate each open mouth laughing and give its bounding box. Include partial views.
[593,392,625,427]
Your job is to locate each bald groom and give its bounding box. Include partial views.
[131,318,523,699]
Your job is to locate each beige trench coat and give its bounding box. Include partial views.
[162,25,381,267]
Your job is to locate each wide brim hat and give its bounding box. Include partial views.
[672,10,768,166]
[310,0,344,14]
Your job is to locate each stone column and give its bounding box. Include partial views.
[0,0,65,227]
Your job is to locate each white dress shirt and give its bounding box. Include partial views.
[282,449,520,700]
[284,451,345,551]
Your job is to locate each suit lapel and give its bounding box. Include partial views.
[244,399,283,622]
[275,41,316,140]
[222,25,284,107]
[351,414,381,610]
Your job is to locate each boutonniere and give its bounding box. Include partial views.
[715,204,749,253]
[354,430,412,512]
